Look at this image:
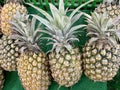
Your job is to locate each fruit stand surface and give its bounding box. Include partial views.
[2,0,107,90]
[3,72,107,90]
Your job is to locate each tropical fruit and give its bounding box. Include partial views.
[83,12,120,81]
[10,15,51,90]
[0,35,19,71]
[95,0,120,19]
[27,0,94,87]
[1,0,27,35]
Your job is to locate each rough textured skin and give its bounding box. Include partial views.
[1,2,27,35]
[83,40,119,81]
[0,35,19,71]
[95,4,120,19]
[17,52,50,90]
[49,48,82,87]
[117,45,120,66]
[0,67,4,90]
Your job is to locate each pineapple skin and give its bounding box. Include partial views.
[83,40,119,81]
[95,3,120,19]
[0,35,19,71]
[1,2,27,35]
[49,48,82,87]
[0,67,4,90]
[17,52,50,90]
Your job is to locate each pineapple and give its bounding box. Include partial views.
[83,12,120,81]
[95,0,120,55]
[0,12,28,71]
[1,0,27,35]
[27,0,93,87]
[10,15,50,90]
[0,35,19,71]
[95,0,120,19]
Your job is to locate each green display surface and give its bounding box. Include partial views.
[2,2,107,90]
[3,72,107,90]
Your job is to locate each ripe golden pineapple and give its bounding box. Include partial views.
[1,0,27,35]
[10,16,50,90]
[27,0,93,87]
[0,35,19,71]
[83,12,120,81]
[95,0,120,19]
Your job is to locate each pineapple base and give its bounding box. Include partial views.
[49,48,82,87]
[83,41,119,81]
[0,35,19,71]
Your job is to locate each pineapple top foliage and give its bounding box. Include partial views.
[27,0,93,53]
[86,12,120,46]
[9,12,42,53]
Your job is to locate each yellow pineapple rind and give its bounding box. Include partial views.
[95,3,120,19]
[0,35,19,71]
[1,2,27,35]
[17,52,50,90]
[83,40,119,81]
[49,48,82,87]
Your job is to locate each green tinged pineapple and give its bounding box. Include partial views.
[10,14,50,90]
[27,0,93,87]
[83,12,120,81]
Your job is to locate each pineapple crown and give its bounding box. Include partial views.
[26,0,93,53]
[9,12,42,53]
[85,12,119,46]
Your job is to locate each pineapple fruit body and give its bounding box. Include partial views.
[95,1,120,67]
[17,52,50,90]
[49,48,82,87]
[0,35,19,71]
[95,3,120,19]
[0,67,4,90]
[83,40,119,81]
[1,2,27,35]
